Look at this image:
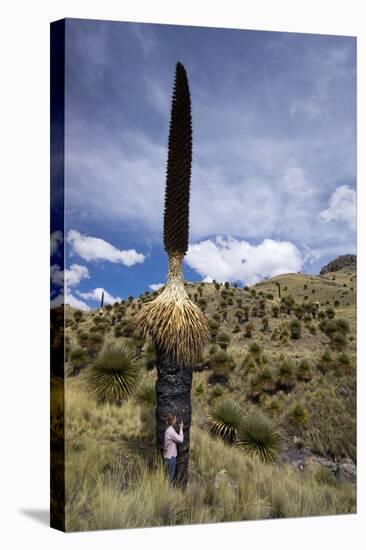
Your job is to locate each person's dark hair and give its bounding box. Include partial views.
[166,413,176,426]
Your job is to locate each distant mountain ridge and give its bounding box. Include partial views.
[320,254,356,275]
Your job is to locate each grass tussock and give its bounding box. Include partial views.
[64,420,355,531]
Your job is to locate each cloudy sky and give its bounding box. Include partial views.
[51,18,356,310]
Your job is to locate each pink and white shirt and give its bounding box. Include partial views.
[163,425,184,458]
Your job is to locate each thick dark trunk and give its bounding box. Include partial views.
[155,348,193,488]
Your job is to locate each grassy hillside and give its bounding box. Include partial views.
[59,264,357,530]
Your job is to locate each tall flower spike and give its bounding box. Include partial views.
[164,62,192,256]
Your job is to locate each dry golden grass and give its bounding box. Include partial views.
[61,264,357,530]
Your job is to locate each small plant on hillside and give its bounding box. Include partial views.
[271,305,279,318]
[207,399,244,443]
[294,305,304,320]
[266,397,282,417]
[277,359,295,391]
[245,321,255,338]
[144,342,157,370]
[289,319,302,340]
[210,384,224,401]
[208,350,234,384]
[241,353,256,375]
[317,310,326,321]
[296,359,312,382]
[262,316,269,332]
[70,348,88,375]
[337,352,351,370]
[317,349,334,373]
[282,295,295,314]
[237,414,282,462]
[73,310,83,323]
[208,318,220,342]
[88,333,105,357]
[195,381,204,395]
[326,307,336,320]
[331,331,347,352]
[243,305,250,322]
[77,330,89,347]
[235,308,244,323]
[217,331,231,351]
[288,403,308,428]
[249,341,262,364]
[88,342,140,405]
[136,382,156,406]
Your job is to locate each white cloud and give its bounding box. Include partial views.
[51,230,63,256]
[76,287,121,305]
[51,263,90,288]
[149,283,164,291]
[319,185,356,230]
[51,291,91,311]
[186,237,303,285]
[67,230,145,267]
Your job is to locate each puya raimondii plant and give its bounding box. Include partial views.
[133,62,209,487]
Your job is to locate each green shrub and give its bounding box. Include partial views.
[70,348,88,375]
[317,349,334,373]
[88,333,105,356]
[217,332,231,350]
[331,331,347,352]
[289,319,302,340]
[87,342,140,405]
[144,342,157,370]
[210,385,224,400]
[237,414,282,462]
[249,341,262,358]
[207,399,244,443]
[277,359,295,391]
[208,318,220,341]
[266,397,282,417]
[245,322,255,338]
[271,305,279,318]
[136,382,156,406]
[73,310,83,322]
[337,352,351,369]
[77,330,89,347]
[288,403,308,428]
[326,307,336,319]
[209,350,234,384]
[296,359,312,382]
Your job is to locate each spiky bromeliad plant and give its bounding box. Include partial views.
[133,62,209,487]
[237,413,282,462]
[87,342,140,405]
[207,399,244,443]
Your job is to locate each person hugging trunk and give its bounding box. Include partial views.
[163,414,184,485]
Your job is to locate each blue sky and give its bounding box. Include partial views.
[51,18,356,310]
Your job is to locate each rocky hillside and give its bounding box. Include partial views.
[320,254,356,275]
[57,259,357,529]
